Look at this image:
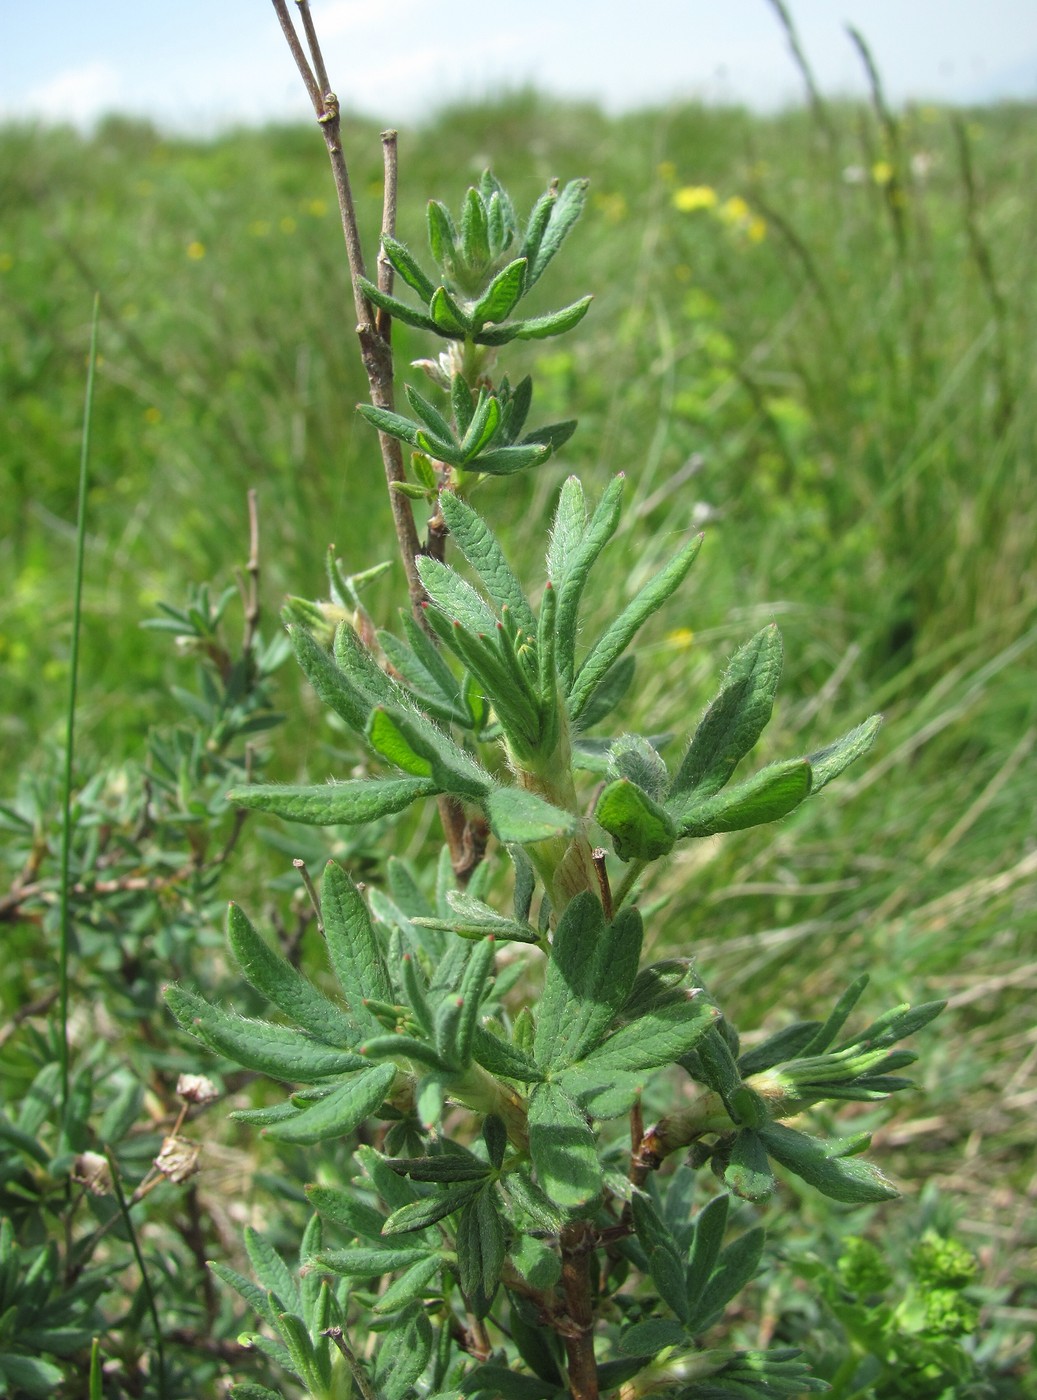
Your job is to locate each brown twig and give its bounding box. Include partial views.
[591,848,613,921]
[269,0,426,621]
[559,1221,599,1400]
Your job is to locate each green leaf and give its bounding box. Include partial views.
[372,1254,442,1314]
[723,1128,775,1203]
[484,788,577,844]
[227,902,357,1047]
[417,555,498,634]
[572,990,718,1077]
[366,706,491,798]
[404,383,456,443]
[377,1307,434,1400]
[684,1194,730,1317]
[413,891,539,944]
[461,186,491,273]
[384,1154,490,1184]
[676,758,811,838]
[527,178,589,286]
[360,1034,453,1073]
[427,199,457,272]
[617,1317,687,1356]
[439,493,537,639]
[527,1080,602,1208]
[463,442,551,476]
[457,1190,505,1317]
[164,986,366,1083]
[356,276,438,332]
[226,776,441,825]
[692,1227,766,1331]
[0,1355,66,1397]
[244,1226,302,1314]
[321,860,393,1030]
[289,623,370,732]
[355,401,422,446]
[381,234,438,302]
[547,475,587,584]
[569,533,703,722]
[430,286,471,335]
[460,392,502,462]
[608,733,669,799]
[806,714,882,792]
[455,935,498,1067]
[319,1245,433,1276]
[476,296,592,345]
[262,1062,397,1145]
[534,896,644,1071]
[483,1114,507,1169]
[595,778,677,861]
[470,1025,544,1083]
[382,1181,485,1235]
[209,1259,279,1325]
[669,625,784,805]
[557,1066,645,1120]
[757,1121,899,1203]
[472,258,527,326]
[305,1185,389,1241]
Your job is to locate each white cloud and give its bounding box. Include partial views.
[16,61,123,127]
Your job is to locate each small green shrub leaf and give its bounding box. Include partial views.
[534,896,643,1070]
[676,758,812,838]
[806,714,882,792]
[595,778,677,861]
[262,1062,396,1145]
[226,776,441,826]
[484,788,577,844]
[164,985,365,1083]
[457,1190,505,1317]
[758,1121,899,1203]
[528,1080,602,1208]
[569,534,703,723]
[669,625,784,804]
[227,903,357,1047]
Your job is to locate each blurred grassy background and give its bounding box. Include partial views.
[2,91,1035,1372]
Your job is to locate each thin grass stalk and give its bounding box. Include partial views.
[58,293,99,1113]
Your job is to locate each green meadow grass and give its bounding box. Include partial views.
[2,94,1035,1383]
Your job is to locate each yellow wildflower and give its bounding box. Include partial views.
[186,241,206,260]
[673,185,717,213]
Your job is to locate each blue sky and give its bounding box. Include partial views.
[3,1,1035,131]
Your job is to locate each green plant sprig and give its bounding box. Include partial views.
[168,8,948,1397]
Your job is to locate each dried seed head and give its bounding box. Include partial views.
[176,1073,219,1106]
[73,1151,113,1197]
[154,1135,200,1183]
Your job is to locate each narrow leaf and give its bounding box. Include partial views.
[289,624,370,733]
[165,986,365,1083]
[226,776,440,826]
[758,1121,899,1203]
[381,234,437,302]
[321,861,392,1028]
[534,895,644,1071]
[527,178,589,286]
[676,758,811,838]
[569,534,703,722]
[484,788,577,844]
[527,1081,602,1208]
[573,991,718,1077]
[472,258,527,326]
[806,714,882,792]
[439,492,537,639]
[356,277,437,332]
[262,1062,396,1145]
[457,1190,505,1318]
[227,903,356,1047]
[382,1182,485,1235]
[669,625,784,804]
